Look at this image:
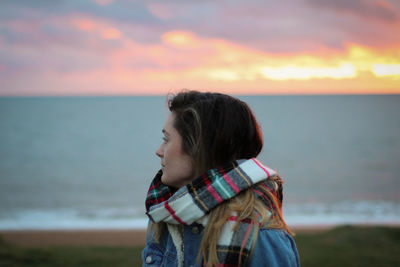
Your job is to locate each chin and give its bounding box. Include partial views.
[161,175,171,186]
[160,174,167,184]
[161,176,180,188]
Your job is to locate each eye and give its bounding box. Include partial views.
[162,137,168,143]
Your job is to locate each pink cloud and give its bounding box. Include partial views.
[70,16,123,40]
[308,0,399,22]
[147,3,174,20]
[92,0,114,6]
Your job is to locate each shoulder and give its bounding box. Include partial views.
[142,222,178,266]
[249,228,300,267]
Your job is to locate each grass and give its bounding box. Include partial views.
[1,225,400,266]
[0,239,143,267]
[294,225,400,267]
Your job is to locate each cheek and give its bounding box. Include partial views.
[179,156,193,175]
[162,152,194,186]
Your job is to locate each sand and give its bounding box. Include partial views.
[0,229,147,247]
[0,225,335,247]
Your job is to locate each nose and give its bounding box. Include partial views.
[156,143,164,158]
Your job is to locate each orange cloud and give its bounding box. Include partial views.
[162,31,198,47]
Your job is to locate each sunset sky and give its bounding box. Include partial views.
[1,0,400,95]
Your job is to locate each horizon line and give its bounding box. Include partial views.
[1,91,400,98]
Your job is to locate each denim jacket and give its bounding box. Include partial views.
[142,222,300,267]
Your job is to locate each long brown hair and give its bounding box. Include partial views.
[153,90,292,266]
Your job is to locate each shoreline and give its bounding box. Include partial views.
[1,224,399,247]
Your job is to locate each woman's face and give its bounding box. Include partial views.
[156,112,194,188]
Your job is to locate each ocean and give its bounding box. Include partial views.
[0,95,399,229]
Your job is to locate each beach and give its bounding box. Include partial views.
[0,229,147,247]
[0,225,354,247]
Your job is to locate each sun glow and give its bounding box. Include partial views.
[155,32,400,85]
[105,31,400,94]
[261,63,356,80]
[372,64,400,77]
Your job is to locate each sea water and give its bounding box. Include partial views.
[0,95,399,229]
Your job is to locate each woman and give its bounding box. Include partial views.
[142,91,300,267]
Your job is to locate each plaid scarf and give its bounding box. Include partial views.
[145,158,281,266]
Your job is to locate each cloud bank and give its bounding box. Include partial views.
[0,0,399,95]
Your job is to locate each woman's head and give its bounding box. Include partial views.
[156,90,263,187]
